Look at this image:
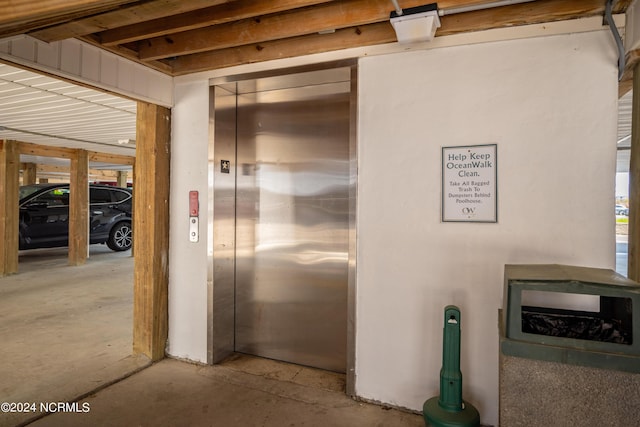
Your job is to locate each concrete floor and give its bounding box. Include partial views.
[0,245,148,427]
[29,355,423,427]
[0,246,423,427]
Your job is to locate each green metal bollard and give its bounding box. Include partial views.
[423,305,480,427]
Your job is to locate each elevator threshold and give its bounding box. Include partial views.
[220,353,346,393]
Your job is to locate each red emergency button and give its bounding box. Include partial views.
[189,191,199,217]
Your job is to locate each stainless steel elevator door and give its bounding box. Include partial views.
[234,76,351,373]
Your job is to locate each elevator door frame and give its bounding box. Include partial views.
[207,61,357,396]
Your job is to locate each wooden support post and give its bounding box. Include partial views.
[0,140,19,276]
[130,164,135,258]
[117,170,128,188]
[22,162,37,185]
[69,149,89,266]
[133,102,170,361]
[629,65,640,281]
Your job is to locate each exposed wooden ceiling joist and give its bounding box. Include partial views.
[0,0,632,76]
[98,0,336,47]
[170,0,621,75]
[0,0,139,38]
[139,0,420,61]
[171,23,391,75]
[438,0,607,34]
[29,0,232,42]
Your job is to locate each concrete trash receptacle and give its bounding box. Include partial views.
[499,264,640,427]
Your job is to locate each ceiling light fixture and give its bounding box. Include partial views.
[389,0,537,44]
[390,3,440,44]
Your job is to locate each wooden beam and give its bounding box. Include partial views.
[117,171,128,188]
[33,163,124,178]
[100,0,335,46]
[0,0,134,25]
[16,0,634,44]
[89,151,135,165]
[0,0,137,37]
[17,141,77,159]
[16,141,134,166]
[437,0,605,36]
[140,0,609,61]
[620,50,640,98]
[620,79,633,99]
[139,0,409,61]
[18,163,122,180]
[22,162,37,185]
[0,140,19,276]
[615,0,634,14]
[30,0,231,42]
[171,23,394,75]
[90,169,126,180]
[133,102,170,361]
[69,149,89,266]
[169,0,613,74]
[131,161,136,259]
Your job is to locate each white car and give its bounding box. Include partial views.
[616,204,629,216]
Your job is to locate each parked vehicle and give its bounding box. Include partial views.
[616,204,629,216]
[19,183,133,251]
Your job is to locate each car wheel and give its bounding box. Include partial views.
[107,221,132,251]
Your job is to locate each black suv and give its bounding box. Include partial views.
[19,183,133,251]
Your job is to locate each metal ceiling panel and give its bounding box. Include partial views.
[0,63,136,160]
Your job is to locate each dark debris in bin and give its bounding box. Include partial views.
[522,309,632,345]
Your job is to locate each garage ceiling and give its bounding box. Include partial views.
[618,90,632,173]
[0,0,633,76]
[0,62,136,170]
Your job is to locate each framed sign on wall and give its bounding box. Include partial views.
[442,144,497,223]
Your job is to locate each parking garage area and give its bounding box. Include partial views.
[0,245,147,426]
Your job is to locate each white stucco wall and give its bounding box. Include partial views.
[167,80,210,361]
[355,31,617,426]
[167,23,618,427]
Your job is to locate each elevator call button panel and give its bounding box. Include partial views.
[189,190,199,243]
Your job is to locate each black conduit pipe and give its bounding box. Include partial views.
[606,0,625,81]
